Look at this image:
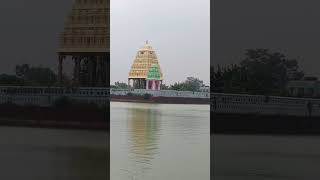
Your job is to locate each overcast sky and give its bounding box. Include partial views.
[110,0,210,85]
[0,0,73,75]
[2,1,320,84]
[213,0,320,78]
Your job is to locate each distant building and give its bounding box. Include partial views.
[287,77,320,97]
[128,41,164,89]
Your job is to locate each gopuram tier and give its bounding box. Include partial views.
[128,42,163,89]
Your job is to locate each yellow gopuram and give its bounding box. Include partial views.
[58,0,109,86]
[128,41,163,89]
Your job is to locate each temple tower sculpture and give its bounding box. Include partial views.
[128,41,163,89]
[58,0,109,87]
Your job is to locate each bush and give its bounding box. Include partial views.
[53,96,72,108]
[143,93,152,100]
[127,92,133,96]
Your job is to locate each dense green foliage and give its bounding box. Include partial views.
[112,81,129,89]
[0,64,58,86]
[15,64,57,86]
[0,74,24,86]
[212,49,305,95]
[170,77,205,92]
[160,84,170,90]
[143,93,152,100]
[53,96,73,108]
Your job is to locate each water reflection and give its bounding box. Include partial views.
[111,102,210,180]
[126,107,161,177]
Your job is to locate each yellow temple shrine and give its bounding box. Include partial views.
[128,41,163,89]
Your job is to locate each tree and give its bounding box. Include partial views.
[160,83,169,90]
[15,64,30,79]
[27,67,57,86]
[170,82,184,91]
[15,64,57,86]
[240,49,304,94]
[0,74,24,86]
[212,49,304,95]
[114,82,129,89]
[185,77,204,91]
[169,77,205,91]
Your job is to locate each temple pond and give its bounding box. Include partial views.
[111,102,210,180]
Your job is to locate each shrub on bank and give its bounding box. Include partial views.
[53,96,73,108]
[143,93,152,100]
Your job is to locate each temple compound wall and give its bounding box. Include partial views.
[0,86,109,107]
[110,89,209,98]
[0,86,209,107]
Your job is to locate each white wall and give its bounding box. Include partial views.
[0,86,209,107]
[111,89,210,98]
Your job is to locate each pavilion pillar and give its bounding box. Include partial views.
[128,79,132,88]
[101,56,107,85]
[105,54,109,86]
[88,56,97,87]
[58,55,64,85]
[96,56,103,86]
[136,79,138,89]
[73,56,81,85]
[93,57,97,86]
[76,57,81,82]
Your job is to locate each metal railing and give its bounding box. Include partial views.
[212,93,320,117]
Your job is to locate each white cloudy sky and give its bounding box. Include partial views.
[110,0,210,85]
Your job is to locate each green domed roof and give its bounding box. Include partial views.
[146,64,161,80]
